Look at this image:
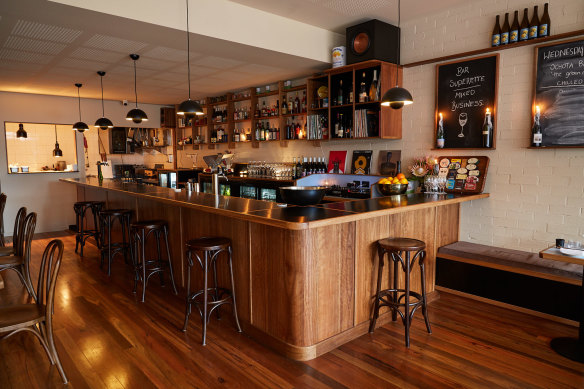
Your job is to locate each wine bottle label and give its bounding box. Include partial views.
[510,30,518,42]
[501,32,509,44]
[492,34,500,46]
[533,133,542,143]
[520,28,529,41]
[529,26,538,38]
[482,130,489,135]
[437,139,444,148]
[539,24,548,37]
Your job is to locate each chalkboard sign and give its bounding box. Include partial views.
[534,38,584,147]
[435,54,499,149]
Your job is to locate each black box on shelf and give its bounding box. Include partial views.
[346,19,400,65]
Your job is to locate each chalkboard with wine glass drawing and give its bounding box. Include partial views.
[533,38,584,147]
[435,54,499,149]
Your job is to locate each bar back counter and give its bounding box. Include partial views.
[62,177,488,360]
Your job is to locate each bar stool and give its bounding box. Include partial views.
[129,220,177,302]
[74,201,104,256]
[182,237,241,345]
[369,237,432,347]
[99,209,132,276]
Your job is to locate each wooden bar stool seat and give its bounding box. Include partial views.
[73,201,104,256]
[129,220,177,302]
[369,237,432,347]
[182,236,241,345]
[99,209,132,276]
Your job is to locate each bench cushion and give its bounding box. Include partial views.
[438,241,582,278]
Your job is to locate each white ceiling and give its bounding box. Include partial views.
[0,0,468,105]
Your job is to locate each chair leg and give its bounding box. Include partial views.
[202,251,209,346]
[121,215,129,264]
[44,321,68,384]
[156,230,164,286]
[182,250,193,332]
[163,226,178,295]
[392,253,399,322]
[107,218,113,276]
[420,251,432,334]
[141,230,147,302]
[22,262,37,302]
[212,253,220,319]
[369,246,385,333]
[404,251,411,348]
[228,246,242,333]
[131,231,139,294]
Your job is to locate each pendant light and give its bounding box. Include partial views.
[53,125,63,157]
[16,123,27,139]
[126,54,148,124]
[73,83,89,132]
[177,0,204,116]
[381,0,413,109]
[95,71,114,130]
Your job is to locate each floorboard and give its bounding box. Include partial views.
[0,234,583,388]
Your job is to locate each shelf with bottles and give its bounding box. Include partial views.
[330,71,353,108]
[231,88,253,102]
[330,104,354,110]
[281,112,307,118]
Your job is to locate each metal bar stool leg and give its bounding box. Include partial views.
[403,251,411,348]
[182,250,193,332]
[228,245,242,332]
[419,250,432,334]
[141,230,148,302]
[369,246,385,333]
[202,250,209,346]
[212,252,220,319]
[392,252,399,322]
[163,225,178,295]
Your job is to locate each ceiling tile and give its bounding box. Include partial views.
[136,57,177,71]
[237,63,282,74]
[142,46,195,62]
[4,36,67,55]
[0,48,53,64]
[1,61,45,73]
[11,19,82,43]
[69,47,127,63]
[57,57,110,70]
[192,56,244,70]
[320,0,392,15]
[83,34,148,53]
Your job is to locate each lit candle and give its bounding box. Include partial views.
[486,108,490,115]
[535,105,541,122]
[439,112,443,126]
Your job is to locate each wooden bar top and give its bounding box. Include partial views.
[61,177,488,230]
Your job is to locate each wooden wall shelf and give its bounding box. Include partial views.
[404,29,584,68]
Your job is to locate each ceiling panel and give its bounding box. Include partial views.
[83,34,148,53]
[11,19,82,43]
[0,48,54,64]
[142,46,194,62]
[69,47,127,63]
[3,36,67,55]
[192,56,245,70]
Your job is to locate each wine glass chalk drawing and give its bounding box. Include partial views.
[458,112,468,138]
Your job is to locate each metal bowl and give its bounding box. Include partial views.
[377,183,408,196]
[279,186,328,205]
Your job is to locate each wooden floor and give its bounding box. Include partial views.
[1,234,583,388]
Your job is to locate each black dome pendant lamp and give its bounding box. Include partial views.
[53,125,63,157]
[381,0,413,110]
[177,0,204,116]
[73,83,89,132]
[95,71,114,130]
[16,123,27,139]
[126,54,148,124]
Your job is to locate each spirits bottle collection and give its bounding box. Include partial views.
[492,3,550,47]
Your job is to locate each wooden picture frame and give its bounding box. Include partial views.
[434,54,499,150]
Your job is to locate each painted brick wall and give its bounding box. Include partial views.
[399,0,584,251]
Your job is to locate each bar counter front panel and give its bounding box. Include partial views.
[62,178,488,360]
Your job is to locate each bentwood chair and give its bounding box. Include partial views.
[0,207,26,258]
[0,211,37,300]
[0,193,6,247]
[0,239,68,384]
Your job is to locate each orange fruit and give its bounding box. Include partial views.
[396,173,405,180]
[400,178,408,184]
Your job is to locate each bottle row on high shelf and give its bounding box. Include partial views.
[492,3,550,47]
[329,69,380,108]
[212,106,228,123]
[210,126,228,144]
[234,106,251,121]
[282,91,307,115]
[292,156,327,179]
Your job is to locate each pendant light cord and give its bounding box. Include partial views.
[77,86,82,121]
[100,76,105,116]
[395,0,401,87]
[54,125,58,142]
[133,59,139,108]
[186,0,191,100]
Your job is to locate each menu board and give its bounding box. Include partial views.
[437,156,490,194]
[435,54,499,149]
[534,38,584,147]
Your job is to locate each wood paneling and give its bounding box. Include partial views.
[435,203,460,247]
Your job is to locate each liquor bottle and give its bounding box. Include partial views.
[519,8,529,41]
[510,10,519,43]
[234,128,240,142]
[338,80,344,105]
[255,122,260,141]
[339,113,345,138]
[501,13,510,45]
[294,93,300,114]
[295,157,302,179]
[436,112,445,149]
[539,3,550,38]
[295,122,301,139]
[349,90,354,104]
[301,157,308,177]
[275,100,279,116]
[282,97,288,115]
[491,15,501,47]
[359,72,367,102]
[482,108,492,148]
[369,70,378,101]
[276,127,280,140]
[334,113,340,138]
[532,106,542,147]
[262,100,267,117]
[255,103,260,118]
[529,5,539,39]
[301,91,307,112]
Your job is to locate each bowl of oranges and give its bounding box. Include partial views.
[377,173,409,196]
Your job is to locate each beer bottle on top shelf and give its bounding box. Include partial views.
[338,80,344,105]
[491,15,501,47]
[482,108,492,148]
[532,107,542,147]
[519,8,529,41]
[501,13,510,45]
[510,10,519,43]
[529,5,539,39]
[369,70,378,102]
[539,3,550,38]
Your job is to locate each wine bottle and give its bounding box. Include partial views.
[491,15,501,47]
[482,108,492,148]
[338,80,344,105]
[519,8,529,41]
[436,112,445,149]
[539,3,550,38]
[301,91,307,113]
[510,10,519,43]
[359,72,367,102]
[501,13,510,45]
[532,106,542,147]
[369,70,378,101]
[529,5,539,39]
[294,93,300,114]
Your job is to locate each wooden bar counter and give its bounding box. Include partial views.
[61,177,488,360]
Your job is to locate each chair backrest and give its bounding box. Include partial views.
[16,211,36,259]
[36,240,64,324]
[12,207,27,250]
[0,193,6,246]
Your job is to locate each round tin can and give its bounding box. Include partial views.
[332,46,346,68]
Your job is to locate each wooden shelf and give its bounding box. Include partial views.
[282,112,307,117]
[355,101,381,107]
[234,118,252,123]
[231,96,251,102]
[404,29,584,68]
[212,122,228,126]
[330,104,353,109]
[282,84,307,92]
[330,136,379,141]
[308,107,328,111]
[256,90,279,97]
